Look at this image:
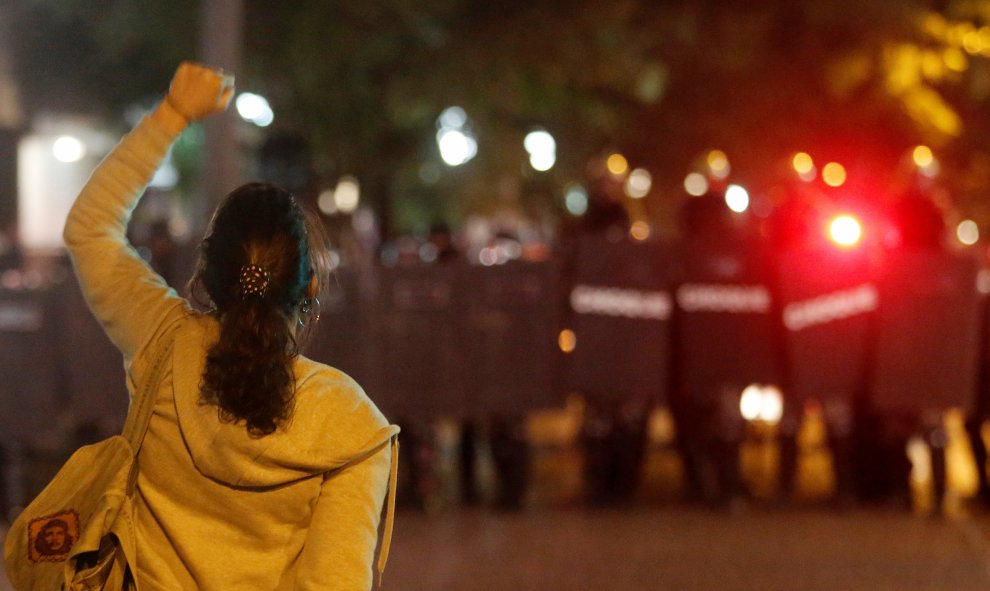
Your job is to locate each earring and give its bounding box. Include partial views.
[298,297,320,327]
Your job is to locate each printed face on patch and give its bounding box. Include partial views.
[27,511,79,562]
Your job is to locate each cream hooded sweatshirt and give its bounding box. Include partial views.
[62,101,398,590]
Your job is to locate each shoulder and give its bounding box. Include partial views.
[288,357,393,462]
[165,310,217,357]
[294,357,383,418]
[131,306,200,372]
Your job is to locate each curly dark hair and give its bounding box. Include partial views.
[190,182,331,435]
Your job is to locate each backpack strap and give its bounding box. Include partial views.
[375,434,400,590]
[121,335,175,494]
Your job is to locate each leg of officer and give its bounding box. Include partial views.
[668,396,706,504]
[776,403,802,503]
[924,411,949,516]
[396,419,437,511]
[580,398,615,505]
[489,414,530,510]
[965,415,990,507]
[459,419,478,505]
[824,400,856,507]
[610,398,650,504]
[714,388,746,510]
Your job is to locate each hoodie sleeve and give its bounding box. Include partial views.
[296,441,391,590]
[62,101,191,364]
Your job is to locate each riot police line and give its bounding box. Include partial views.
[298,230,987,513]
[0,226,987,519]
[563,186,988,513]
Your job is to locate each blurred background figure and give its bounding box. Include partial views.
[0,220,22,271]
[671,189,779,510]
[971,244,990,510]
[868,187,982,515]
[562,169,660,506]
[765,187,870,508]
[0,441,8,525]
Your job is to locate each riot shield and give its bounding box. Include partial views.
[775,247,876,407]
[372,263,466,420]
[566,235,673,405]
[674,237,781,403]
[0,285,61,446]
[460,261,562,418]
[305,267,374,388]
[871,251,982,414]
[973,289,990,421]
[59,279,128,435]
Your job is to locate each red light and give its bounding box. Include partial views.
[828,215,862,247]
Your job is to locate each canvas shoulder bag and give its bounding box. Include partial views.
[3,335,174,591]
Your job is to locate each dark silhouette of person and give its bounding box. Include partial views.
[879,188,952,512]
[970,291,990,509]
[766,190,860,508]
[671,190,754,508]
[563,174,655,506]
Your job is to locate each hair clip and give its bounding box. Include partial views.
[239,264,270,298]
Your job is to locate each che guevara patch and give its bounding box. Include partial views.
[27,510,79,562]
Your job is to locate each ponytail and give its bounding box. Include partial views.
[201,296,296,435]
[190,182,330,436]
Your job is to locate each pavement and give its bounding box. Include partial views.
[4,505,990,590]
[383,505,990,591]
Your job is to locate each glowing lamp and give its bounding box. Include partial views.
[235,93,274,127]
[52,136,86,163]
[558,329,576,353]
[629,220,651,241]
[739,384,784,424]
[606,153,629,177]
[828,215,862,247]
[739,384,763,422]
[683,172,708,196]
[957,219,979,245]
[822,162,846,187]
[564,184,589,216]
[707,149,730,180]
[913,145,934,168]
[724,184,749,213]
[792,152,814,175]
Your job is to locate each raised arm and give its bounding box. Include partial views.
[63,62,234,362]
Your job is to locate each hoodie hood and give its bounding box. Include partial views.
[171,315,397,488]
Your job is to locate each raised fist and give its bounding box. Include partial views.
[165,61,235,123]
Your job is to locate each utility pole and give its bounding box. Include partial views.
[0,3,24,234]
[198,0,244,229]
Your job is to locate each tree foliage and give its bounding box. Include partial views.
[10,0,990,233]
[9,0,197,116]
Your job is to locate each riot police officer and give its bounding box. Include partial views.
[765,189,867,507]
[672,190,776,509]
[870,187,981,514]
[563,174,657,506]
[969,278,990,509]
